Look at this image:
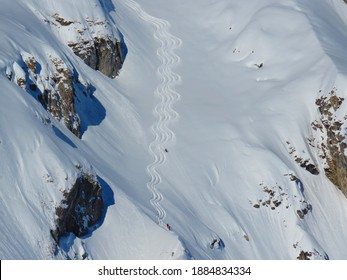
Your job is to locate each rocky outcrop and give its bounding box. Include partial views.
[68,37,124,78]
[39,57,81,138]
[286,141,319,175]
[297,250,312,260]
[5,12,125,137]
[6,52,95,138]
[51,172,103,243]
[294,158,319,175]
[11,61,26,88]
[312,88,347,198]
[293,242,329,260]
[46,14,124,78]
[252,182,288,210]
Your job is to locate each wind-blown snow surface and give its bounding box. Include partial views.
[1,0,347,259]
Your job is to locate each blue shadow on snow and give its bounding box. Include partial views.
[52,126,77,148]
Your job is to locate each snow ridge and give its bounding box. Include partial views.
[125,0,182,227]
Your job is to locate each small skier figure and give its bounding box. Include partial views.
[165,148,168,153]
[166,223,171,230]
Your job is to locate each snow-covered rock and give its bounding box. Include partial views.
[1,0,347,260]
[35,0,125,78]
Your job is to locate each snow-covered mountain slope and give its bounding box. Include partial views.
[1,0,347,259]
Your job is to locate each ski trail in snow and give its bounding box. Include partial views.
[125,0,182,227]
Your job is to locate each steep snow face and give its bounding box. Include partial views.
[0,0,184,260]
[1,0,347,260]
[111,0,347,259]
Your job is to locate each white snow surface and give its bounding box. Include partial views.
[1,0,347,259]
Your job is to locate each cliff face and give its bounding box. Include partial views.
[312,88,347,198]
[68,34,124,79]
[42,57,81,138]
[3,4,125,137]
[51,172,103,244]
[7,53,83,138]
[48,14,125,78]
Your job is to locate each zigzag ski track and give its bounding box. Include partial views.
[125,0,182,227]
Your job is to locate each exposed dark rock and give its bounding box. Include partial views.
[316,93,344,115]
[6,67,13,80]
[253,183,288,210]
[52,13,74,26]
[46,57,81,138]
[29,83,37,91]
[273,200,281,207]
[43,13,125,78]
[38,90,49,108]
[5,14,116,138]
[254,62,263,68]
[296,199,311,219]
[314,88,347,198]
[6,54,83,138]
[68,37,124,78]
[304,163,319,175]
[289,174,297,181]
[297,250,312,260]
[210,237,225,249]
[52,172,103,243]
[294,157,319,175]
[23,55,37,74]
[296,210,304,219]
[286,141,319,175]
[16,77,26,87]
[294,244,328,260]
